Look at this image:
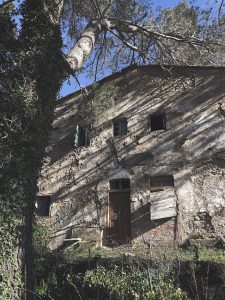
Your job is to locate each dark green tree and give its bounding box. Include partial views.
[0,1,66,298]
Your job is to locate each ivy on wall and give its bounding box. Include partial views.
[79,83,120,126]
[0,1,67,298]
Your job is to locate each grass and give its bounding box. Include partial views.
[62,241,225,265]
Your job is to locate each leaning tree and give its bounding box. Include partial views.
[0,0,224,299]
[57,0,225,74]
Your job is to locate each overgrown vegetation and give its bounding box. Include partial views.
[33,226,225,300]
[34,250,225,299]
[82,265,188,300]
[0,1,66,298]
[79,83,120,126]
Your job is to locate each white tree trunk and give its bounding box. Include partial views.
[67,20,102,71]
[65,18,147,72]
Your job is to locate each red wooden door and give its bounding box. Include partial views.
[108,192,131,245]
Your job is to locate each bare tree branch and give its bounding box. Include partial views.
[108,28,147,58]
[218,0,224,28]
[65,13,225,73]
[0,0,14,9]
[90,0,102,18]
[42,0,65,24]
[71,73,88,94]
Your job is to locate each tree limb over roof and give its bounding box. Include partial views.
[0,0,14,9]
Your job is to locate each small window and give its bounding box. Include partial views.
[36,196,51,217]
[113,118,127,137]
[74,125,90,147]
[150,175,174,192]
[149,114,166,131]
[110,179,130,190]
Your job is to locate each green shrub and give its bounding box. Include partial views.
[83,265,188,300]
[79,83,120,126]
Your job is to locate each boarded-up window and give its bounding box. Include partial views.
[113,118,127,137]
[150,176,176,220]
[36,196,51,217]
[149,113,166,131]
[74,125,90,147]
[110,179,130,190]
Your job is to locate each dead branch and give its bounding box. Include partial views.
[0,0,14,10]
[218,0,224,28]
[90,0,102,18]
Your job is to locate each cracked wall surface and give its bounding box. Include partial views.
[38,65,225,249]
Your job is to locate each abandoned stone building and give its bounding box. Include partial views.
[37,65,225,250]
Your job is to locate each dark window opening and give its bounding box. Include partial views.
[113,118,127,137]
[110,179,130,190]
[149,114,166,131]
[74,125,90,147]
[150,175,174,192]
[36,196,51,217]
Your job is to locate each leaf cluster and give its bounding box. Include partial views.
[0,1,66,298]
[78,82,120,126]
[83,265,188,300]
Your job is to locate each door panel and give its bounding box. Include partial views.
[109,192,131,245]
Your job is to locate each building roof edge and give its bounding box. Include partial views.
[59,64,225,102]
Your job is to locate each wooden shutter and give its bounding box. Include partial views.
[120,119,127,135]
[74,125,79,146]
[85,129,90,146]
[150,189,177,220]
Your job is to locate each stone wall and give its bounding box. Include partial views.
[38,65,225,249]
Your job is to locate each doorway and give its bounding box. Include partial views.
[108,179,131,245]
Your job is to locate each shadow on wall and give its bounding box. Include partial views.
[102,200,174,247]
[39,67,225,246]
[131,201,176,243]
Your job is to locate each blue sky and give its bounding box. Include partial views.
[60,0,219,97]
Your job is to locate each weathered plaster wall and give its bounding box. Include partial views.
[191,163,225,238]
[38,65,225,249]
